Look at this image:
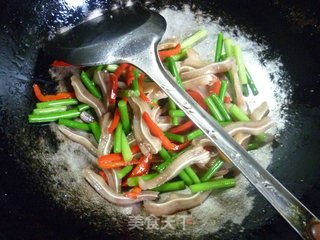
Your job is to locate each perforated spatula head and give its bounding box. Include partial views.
[46,5,166,66]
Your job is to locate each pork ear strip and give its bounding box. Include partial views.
[58,125,97,156]
[143,191,211,216]
[158,38,180,51]
[83,168,158,206]
[139,145,210,190]
[97,113,121,193]
[128,97,162,155]
[71,75,106,122]
[233,101,270,149]
[224,116,274,136]
[180,48,208,68]
[250,101,269,121]
[93,70,111,110]
[180,57,247,113]
[97,113,114,157]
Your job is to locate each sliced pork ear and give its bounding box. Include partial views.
[144,191,211,216]
[229,58,248,113]
[191,136,214,147]
[97,113,121,193]
[106,168,122,193]
[182,74,216,90]
[142,82,167,100]
[221,117,273,175]
[127,132,137,145]
[70,75,106,122]
[179,57,247,113]
[178,65,196,74]
[191,115,273,150]
[180,58,235,80]
[234,132,251,148]
[93,70,111,110]
[128,97,162,155]
[149,105,172,132]
[97,113,114,157]
[181,74,217,98]
[139,145,210,190]
[224,116,274,136]
[143,76,215,100]
[232,101,270,150]
[57,125,97,156]
[83,168,158,206]
[156,116,172,132]
[250,102,269,121]
[181,48,208,68]
[103,169,117,191]
[158,38,180,51]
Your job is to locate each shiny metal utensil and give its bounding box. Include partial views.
[46,5,320,239]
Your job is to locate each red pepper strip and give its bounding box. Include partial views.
[51,60,72,67]
[130,144,141,154]
[138,73,159,108]
[208,78,230,102]
[158,44,181,58]
[50,93,76,101]
[128,154,152,178]
[224,96,231,103]
[33,84,75,102]
[114,63,128,79]
[122,154,152,186]
[99,153,124,163]
[186,90,208,111]
[173,141,190,150]
[169,120,195,134]
[109,73,118,105]
[33,84,48,102]
[108,108,120,134]
[126,65,135,86]
[142,112,190,151]
[209,77,221,95]
[124,186,142,199]
[98,144,141,164]
[98,158,141,169]
[121,181,128,187]
[99,171,108,183]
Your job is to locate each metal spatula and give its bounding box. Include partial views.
[45,5,320,239]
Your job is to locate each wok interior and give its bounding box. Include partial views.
[1,0,320,239]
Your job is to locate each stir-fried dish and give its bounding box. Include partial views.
[28,30,274,216]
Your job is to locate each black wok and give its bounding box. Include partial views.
[0,0,320,239]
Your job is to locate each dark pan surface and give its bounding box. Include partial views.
[0,0,320,239]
